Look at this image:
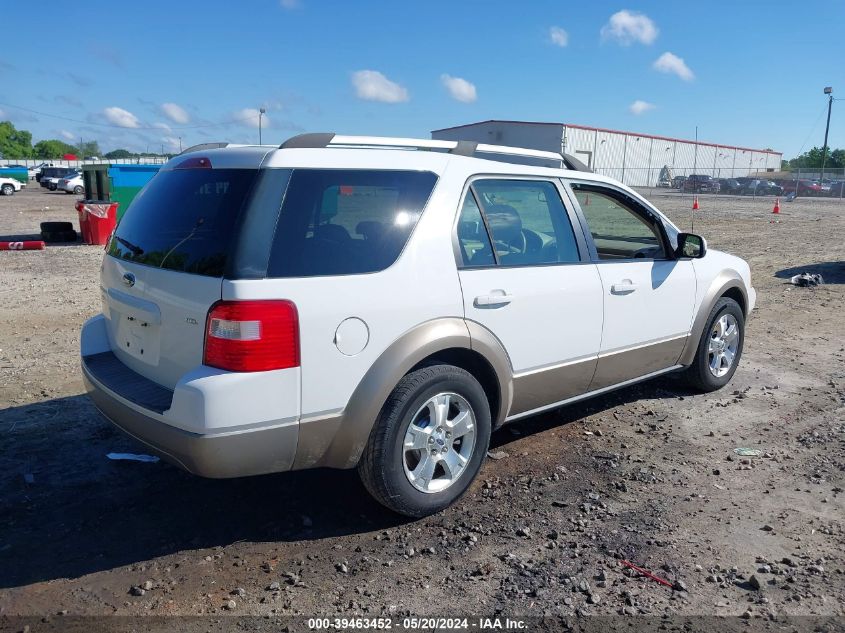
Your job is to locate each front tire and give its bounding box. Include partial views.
[358,364,491,517]
[1,184,14,196]
[681,297,744,392]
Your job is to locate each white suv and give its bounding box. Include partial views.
[81,134,755,517]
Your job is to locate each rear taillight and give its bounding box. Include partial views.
[203,300,299,372]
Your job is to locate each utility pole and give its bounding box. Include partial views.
[259,107,266,145]
[178,136,183,153]
[821,87,833,184]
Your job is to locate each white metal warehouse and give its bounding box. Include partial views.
[432,120,783,187]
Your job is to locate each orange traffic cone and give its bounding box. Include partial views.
[692,196,699,210]
[772,197,780,214]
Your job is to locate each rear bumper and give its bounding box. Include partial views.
[80,315,300,478]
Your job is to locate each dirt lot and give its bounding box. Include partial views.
[0,183,843,623]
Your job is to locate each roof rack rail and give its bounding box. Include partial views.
[277,133,593,172]
[179,142,230,155]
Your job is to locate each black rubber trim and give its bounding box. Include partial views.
[82,351,173,414]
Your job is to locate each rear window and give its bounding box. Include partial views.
[266,169,437,277]
[107,168,259,277]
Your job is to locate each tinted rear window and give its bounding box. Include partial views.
[107,169,259,277]
[267,169,437,277]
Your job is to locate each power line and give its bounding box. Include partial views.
[0,101,259,130]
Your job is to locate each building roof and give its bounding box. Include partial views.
[431,119,781,156]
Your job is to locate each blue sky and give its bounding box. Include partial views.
[2,0,843,157]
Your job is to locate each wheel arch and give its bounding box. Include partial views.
[678,270,748,367]
[293,317,513,470]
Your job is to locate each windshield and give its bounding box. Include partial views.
[106,168,259,277]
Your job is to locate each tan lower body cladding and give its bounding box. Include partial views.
[509,335,688,417]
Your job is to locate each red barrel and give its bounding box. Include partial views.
[75,201,91,244]
[78,202,119,245]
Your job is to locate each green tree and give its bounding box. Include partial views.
[788,146,844,169]
[104,148,134,159]
[77,140,101,157]
[33,139,79,159]
[0,121,33,159]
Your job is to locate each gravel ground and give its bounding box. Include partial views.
[0,183,843,622]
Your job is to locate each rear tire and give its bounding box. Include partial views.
[40,221,74,233]
[73,186,84,195]
[358,364,491,517]
[41,230,77,243]
[681,297,744,392]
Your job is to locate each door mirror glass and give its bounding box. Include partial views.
[676,232,706,258]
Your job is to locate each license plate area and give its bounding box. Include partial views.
[113,311,161,365]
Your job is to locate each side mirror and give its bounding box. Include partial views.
[676,232,707,258]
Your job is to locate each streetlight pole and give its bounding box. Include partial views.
[821,86,833,183]
[259,107,266,145]
[178,136,182,153]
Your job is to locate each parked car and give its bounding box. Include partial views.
[717,178,743,194]
[827,181,845,197]
[742,179,783,196]
[38,166,75,187]
[59,171,84,195]
[44,176,63,191]
[683,174,719,193]
[30,162,52,180]
[80,134,756,517]
[778,179,823,197]
[0,176,24,196]
[672,175,687,189]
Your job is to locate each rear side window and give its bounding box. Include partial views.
[107,169,259,276]
[267,169,437,277]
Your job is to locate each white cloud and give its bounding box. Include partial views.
[601,10,658,45]
[653,52,694,81]
[233,108,268,129]
[549,26,569,47]
[152,122,172,132]
[440,74,477,103]
[60,130,76,141]
[102,106,140,128]
[351,70,409,103]
[279,0,299,7]
[629,100,655,115]
[160,102,190,124]
[162,136,182,152]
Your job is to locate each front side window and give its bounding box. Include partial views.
[570,184,666,260]
[267,169,437,277]
[462,179,580,267]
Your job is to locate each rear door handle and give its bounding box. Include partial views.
[610,280,639,294]
[474,292,513,308]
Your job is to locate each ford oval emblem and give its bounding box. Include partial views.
[122,272,136,287]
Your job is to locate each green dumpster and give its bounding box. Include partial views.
[108,164,161,221]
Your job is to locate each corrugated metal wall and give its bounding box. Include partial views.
[432,122,783,186]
